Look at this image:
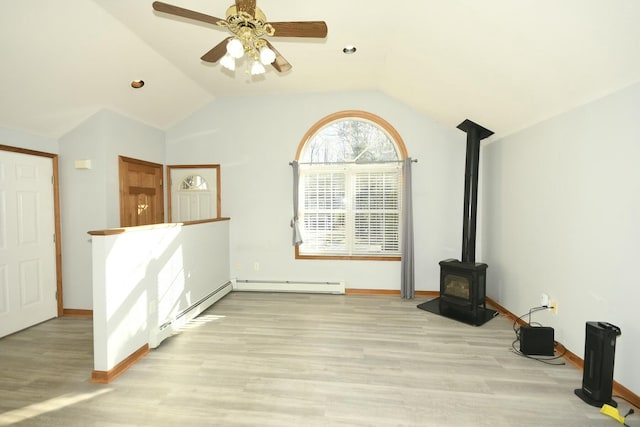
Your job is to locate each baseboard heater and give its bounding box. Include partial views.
[232,279,345,294]
[149,281,233,348]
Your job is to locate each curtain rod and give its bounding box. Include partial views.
[289,159,418,166]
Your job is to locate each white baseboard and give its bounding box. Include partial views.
[232,279,345,294]
[149,281,233,348]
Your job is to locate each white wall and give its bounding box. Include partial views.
[91,221,230,372]
[0,127,58,153]
[58,111,109,310]
[59,109,165,309]
[481,82,640,395]
[166,91,466,291]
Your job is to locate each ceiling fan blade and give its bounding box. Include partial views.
[235,0,256,17]
[269,21,328,38]
[201,37,233,63]
[265,41,292,73]
[152,1,225,26]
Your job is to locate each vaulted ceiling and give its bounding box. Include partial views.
[2,0,640,139]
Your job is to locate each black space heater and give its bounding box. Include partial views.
[574,321,622,408]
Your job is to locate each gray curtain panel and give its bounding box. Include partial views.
[291,160,303,245]
[401,158,415,299]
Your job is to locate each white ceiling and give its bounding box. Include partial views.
[2,0,640,139]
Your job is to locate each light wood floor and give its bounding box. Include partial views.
[0,293,636,426]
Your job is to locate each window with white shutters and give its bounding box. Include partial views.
[296,111,407,260]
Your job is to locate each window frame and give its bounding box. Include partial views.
[166,164,222,223]
[294,110,408,261]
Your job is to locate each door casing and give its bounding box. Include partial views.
[167,164,221,222]
[0,144,63,318]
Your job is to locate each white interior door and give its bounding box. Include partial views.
[170,167,219,222]
[0,150,57,338]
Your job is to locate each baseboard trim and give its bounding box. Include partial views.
[612,382,640,411]
[345,289,439,297]
[485,298,517,322]
[90,344,149,384]
[415,290,440,298]
[62,309,93,318]
[346,289,399,295]
[485,297,639,410]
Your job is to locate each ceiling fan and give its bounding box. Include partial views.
[152,0,328,74]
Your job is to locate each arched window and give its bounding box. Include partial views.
[179,174,209,191]
[295,111,408,260]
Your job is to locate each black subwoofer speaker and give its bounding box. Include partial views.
[574,321,622,407]
[519,326,555,356]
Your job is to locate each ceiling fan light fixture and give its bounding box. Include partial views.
[226,38,244,59]
[259,45,276,65]
[152,1,328,77]
[220,53,236,71]
[250,60,266,75]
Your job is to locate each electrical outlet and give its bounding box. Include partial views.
[550,300,558,314]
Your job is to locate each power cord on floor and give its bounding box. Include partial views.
[511,306,548,334]
[613,395,640,426]
[625,408,635,426]
[623,408,635,427]
[510,306,566,365]
[601,404,635,426]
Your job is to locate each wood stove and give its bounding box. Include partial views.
[439,259,487,324]
[418,119,496,325]
[438,119,493,325]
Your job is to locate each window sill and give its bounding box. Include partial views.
[295,251,401,262]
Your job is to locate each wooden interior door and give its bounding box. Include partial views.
[119,156,164,227]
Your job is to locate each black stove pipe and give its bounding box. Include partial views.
[456,119,494,263]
